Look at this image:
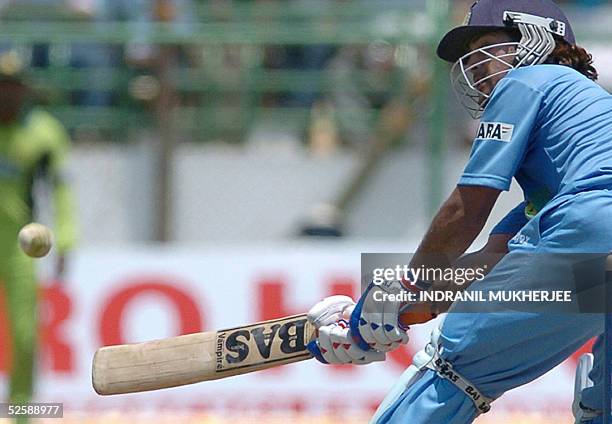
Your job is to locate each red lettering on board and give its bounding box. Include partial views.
[99,279,202,346]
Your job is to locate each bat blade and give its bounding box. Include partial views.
[92,314,315,395]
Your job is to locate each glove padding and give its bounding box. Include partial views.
[307,320,385,364]
[307,295,384,365]
[349,280,410,352]
[307,295,355,327]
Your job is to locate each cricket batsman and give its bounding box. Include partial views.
[0,50,77,419]
[306,0,612,422]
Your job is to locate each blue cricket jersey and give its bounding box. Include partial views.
[490,201,528,236]
[460,65,612,217]
[374,67,612,424]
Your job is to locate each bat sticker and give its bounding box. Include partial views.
[215,316,312,373]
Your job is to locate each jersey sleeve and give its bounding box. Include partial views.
[458,77,545,191]
[490,201,529,236]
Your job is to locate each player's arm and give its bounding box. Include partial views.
[409,184,501,271]
[306,204,523,365]
[344,195,530,349]
[402,201,528,319]
[408,77,543,285]
[316,187,503,357]
[455,233,511,266]
[458,199,529,267]
[432,199,529,276]
[312,79,542,362]
[390,186,502,323]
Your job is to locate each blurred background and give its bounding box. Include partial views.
[0,0,610,422]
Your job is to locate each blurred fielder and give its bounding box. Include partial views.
[0,50,76,421]
[306,0,612,423]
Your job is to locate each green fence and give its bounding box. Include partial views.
[0,0,448,142]
[0,0,455,237]
[2,1,608,225]
[0,1,608,144]
[0,0,612,234]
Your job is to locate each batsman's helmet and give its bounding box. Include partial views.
[437,0,575,118]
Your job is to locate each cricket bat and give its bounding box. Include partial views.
[92,314,315,395]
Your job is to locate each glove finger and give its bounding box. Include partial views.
[308,295,356,328]
[354,313,379,348]
[328,325,354,363]
[318,326,343,364]
[364,284,397,347]
[360,313,407,352]
[330,326,367,362]
[381,314,410,345]
[358,312,379,350]
[362,312,393,347]
[373,331,407,352]
[343,329,376,361]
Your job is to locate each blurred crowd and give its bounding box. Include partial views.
[0,0,608,145]
[0,0,420,145]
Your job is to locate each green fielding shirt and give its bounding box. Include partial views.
[0,108,76,255]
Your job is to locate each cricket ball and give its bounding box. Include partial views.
[18,223,54,258]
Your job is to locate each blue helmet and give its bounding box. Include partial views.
[438,0,575,63]
[438,0,575,118]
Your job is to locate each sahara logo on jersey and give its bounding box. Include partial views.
[475,122,514,142]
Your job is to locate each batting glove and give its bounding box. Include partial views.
[306,295,384,365]
[307,319,385,365]
[307,295,355,328]
[349,280,410,352]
